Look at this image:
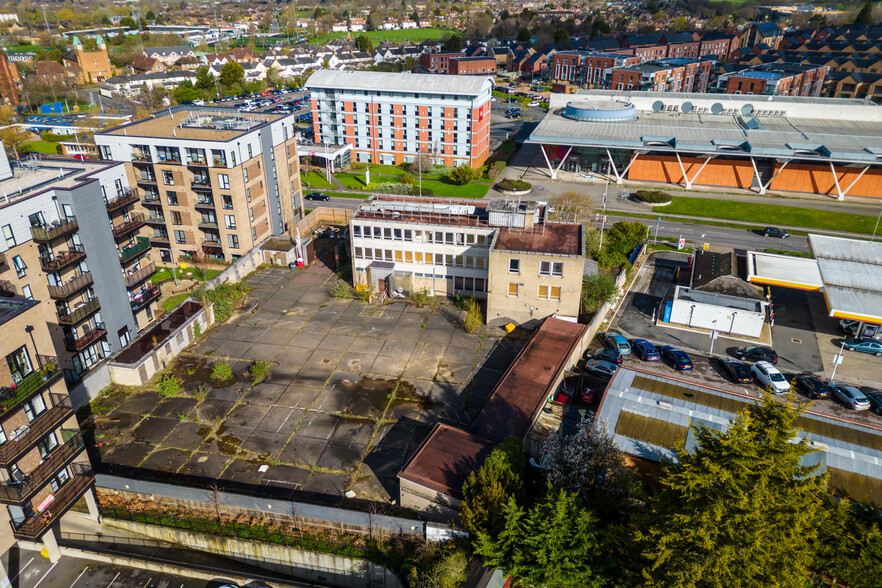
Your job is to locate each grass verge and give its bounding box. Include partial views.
[301,171,335,190]
[152,267,223,284]
[21,141,61,155]
[312,27,457,45]
[161,292,191,312]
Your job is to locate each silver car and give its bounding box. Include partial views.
[830,382,871,410]
[585,359,618,379]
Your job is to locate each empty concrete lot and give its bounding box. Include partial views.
[90,264,525,505]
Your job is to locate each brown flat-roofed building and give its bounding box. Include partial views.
[448,56,497,76]
[494,223,582,256]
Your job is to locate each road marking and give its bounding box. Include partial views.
[106,571,120,587]
[69,566,89,588]
[142,577,152,586]
[9,556,34,582]
[32,561,58,588]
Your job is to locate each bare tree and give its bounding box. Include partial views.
[548,189,594,223]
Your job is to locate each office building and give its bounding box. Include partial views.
[717,63,828,97]
[306,70,493,168]
[349,196,584,324]
[0,152,159,380]
[94,107,303,263]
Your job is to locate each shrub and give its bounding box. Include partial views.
[634,190,672,204]
[193,384,210,402]
[193,322,202,339]
[331,281,355,299]
[448,165,479,185]
[581,273,618,316]
[410,289,432,308]
[488,161,507,181]
[211,361,233,383]
[496,179,531,192]
[398,173,415,186]
[199,280,249,323]
[157,375,183,398]
[462,297,483,334]
[250,361,270,385]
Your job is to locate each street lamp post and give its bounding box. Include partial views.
[829,340,846,384]
[709,319,718,356]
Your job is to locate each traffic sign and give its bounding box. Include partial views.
[677,237,685,250]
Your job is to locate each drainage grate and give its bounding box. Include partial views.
[791,338,802,344]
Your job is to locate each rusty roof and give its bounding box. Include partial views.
[493,223,583,256]
[469,318,588,442]
[397,424,495,499]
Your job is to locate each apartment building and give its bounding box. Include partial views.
[306,70,493,168]
[94,107,303,263]
[448,57,497,76]
[349,197,584,324]
[420,51,466,74]
[550,52,641,87]
[607,58,715,93]
[0,296,99,566]
[0,152,159,380]
[717,63,828,97]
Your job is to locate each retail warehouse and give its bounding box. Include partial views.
[529,90,882,199]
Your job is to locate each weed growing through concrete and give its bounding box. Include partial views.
[250,361,270,386]
[211,361,234,383]
[157,375,183,397]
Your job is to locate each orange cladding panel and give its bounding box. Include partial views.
[627,155,754,188]
[769,163,882,198]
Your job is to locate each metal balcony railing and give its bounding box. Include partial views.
[146,214,166,225]
[186,156,208,166]
[47,272,93,300]
[0,357,61,423]
[105,189,139,212]
[112,214,146,239]
[194,198,215,209]
[64,324,106,351]
[10,463,93,540]
[0,432,84,503]
[124,262,156,289]
[130,286,161,311]
[119,237,151,263]
[39,245,86,272]
[0,393,71,466]
[30,217,78,242]
[57,297,100,325]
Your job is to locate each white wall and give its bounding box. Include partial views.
[669,298,764,338]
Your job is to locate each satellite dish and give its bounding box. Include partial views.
[681,101,694,114]
[741,104,754,116]
[652,100,664,113]
[710,102,723,115]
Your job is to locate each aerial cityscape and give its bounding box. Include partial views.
[0,0,881,586]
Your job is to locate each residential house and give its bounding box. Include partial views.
[61,36,112,84]
[142,46,197,67]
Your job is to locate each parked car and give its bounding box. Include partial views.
[793,375,832,399]
[734,346,778,364]
[589,347,622,365]
[599,332,631,355]
[305,192,330,201]
[631,339,660,362]
[528,101,541,107]
[859,386,882,414]
[843,337,882,357]
[751,361,790,394]
[763,226,790,238]
[830,382,871,410]
[585,359,618,379]
[659,346,694,370]
[839,319,861,335]
[720,359,754,384]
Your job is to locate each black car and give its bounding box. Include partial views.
[763,226,790,238]
[860,386,882,414]
[734,346,778,364]
[721,359,754,384]
[590,347,622,366]
[659,346,694,370]
[794,375,832,399]
[305,192,330,201]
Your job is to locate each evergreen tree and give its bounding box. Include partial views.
[815,497,882,587]
[476,490,608,588]
[855,2,875,25]
[637,395,825,587]
[219,61,245,88]
[194,66,216,90]
[442,33,462,52]
[553,27,569,44]
[354,33,374,53]
[460,436,524,536]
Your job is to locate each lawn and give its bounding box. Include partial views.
[161,292,192,312]
[419,178,491,198]
[6,44,42,53]
[662,197,878,235]
[152,267,223,285]
[301,171,335,190]
[20,141,60,155]
[313,27,457,45]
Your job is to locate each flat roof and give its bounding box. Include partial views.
[0,158,111,211]
[305,69,492,97]
[598,367,882,503]
[99,107,285,142]
[493,224,583,256]
[809,234,882,323]
[746,251,823,291]
[0,297,38,328]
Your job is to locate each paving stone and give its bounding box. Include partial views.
[211,340,253,360]
[305,349,344,370]
[297,412,340,440]
[242,431,288,458]
[368,356,407,378]
[257,329,295,346]
[140,447,191,473]
[164,421,209,451]
[225,403,271,428]
[178,452,231,480]
[205,385,244,403]
[228,326,269,343]
[378,339,416,358]
[300,472,346,501]
[243,342,283,361]
[150,397,198,419]
[131,416,178,444]
[242,382,287,405]
[331,419,376,447]
[274,347,314,366]
[279,436,329,467]
[317,442,365,471]
[287,332,322,349]
[196,400,235,422]
[262,465,310,491]
[256,407,304,435]
[338,351,378,372]
[219,459,266,485]
[301,318,336,335]
[318,334,356,352]
[276,385,323,408]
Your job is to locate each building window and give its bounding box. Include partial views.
[247,144,253,159]
[37,432,58,459]
[222,194,233,209]
[6,345,33,384]
[508,282,519,297]
[509,259,520,274]
[246,187,251,202]
[251,227,257,241]
[219,174,230,189]
[228,234,239,249]
[22,285,33,300]
[22,394,47,422]
[538,285,561,301]
[167,192,179,206]
[174,230,186,244]
[172,211,182,225]
[225,215,236,229]
[539,261,563,277]
[2,224,14,247]
[162,170,175,185]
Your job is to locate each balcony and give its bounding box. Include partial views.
[30,217,78,242]
[40,246,86,272]
[141,192,162,206]
[198,219,218,229]
[47,272,93,300]
[124,262,156,289]
[150,235,170,247]
[105,189,139,212]
[120,237,151,263]
[0,358,61,424]
[132,150,153,162]
[186,156,208,167]
[10,463,94,540]
[191,181,212,192]
[57,297,100,325]
[131,286,161,312]
[112,214,146,240]
[0,432,85,504]
[194,198,215,210]
[0,393,71,467]
[136,176,157,185]
[64,324,106,351]
[146,214,166,225]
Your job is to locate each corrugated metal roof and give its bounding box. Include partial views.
[808,234,882,321]
[305,69,493,96]
[746,251,823,289]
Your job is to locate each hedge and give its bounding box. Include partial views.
[496,179,531,192]
[488,161,506,181]
[634,190,672,204]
